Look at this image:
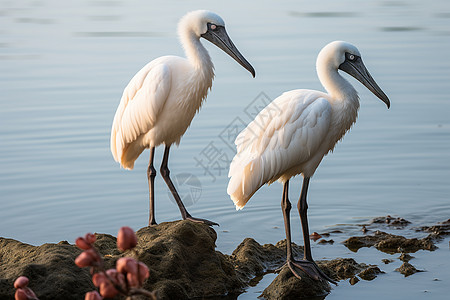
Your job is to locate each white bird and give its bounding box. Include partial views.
[111,10,255,226]
[227,41,390,284]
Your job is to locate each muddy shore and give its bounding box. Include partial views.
[1,217,448,299]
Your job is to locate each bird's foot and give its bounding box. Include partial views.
[185,216,219,227]
[276,259,337,285]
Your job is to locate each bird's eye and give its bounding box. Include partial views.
[345,52,359,62]
[210,24,217,30]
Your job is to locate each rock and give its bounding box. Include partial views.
[261,257,372,299]
[133,220,244,299]
[322,258,364,281]
[361,225,368,233]
[0,223,334,300]
[358,266,384,281]
[343,235,376,252]
[343,230,436,253]
[395,262,422,277]
[0,237,93,299]
[0,222,367,300]
[228,239,348,299]
[349,276,359,285]
[0,221,243,300]
[318,239,334,245]
[310,232,322,241]
[398,253,414,262]
[371,216,411,227]
[418,219,450,241]
[228,238,303,283]
[260,266,330,300]
[376,233,435,253]
[3,218,440,299]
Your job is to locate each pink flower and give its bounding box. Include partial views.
[75,233,96,250]
[116,257,149,287]
[14,289,28,300]
[137,262,150,285]
[14,287,38,300]
[92,272,119,298]
[75,249,100,268]
[14,276,29,289]
[116,257,138,274]
[105,269,126,291]
[84,291,102,300]
[14,276,38,300]
[92,272,107,287]
[75,237,91,250]
[85,233,96,244]
[117,227,137,251]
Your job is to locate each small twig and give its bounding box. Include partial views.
[133,249,142,286]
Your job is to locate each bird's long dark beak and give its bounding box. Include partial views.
[339,55,390,108]
[201,24,255,77]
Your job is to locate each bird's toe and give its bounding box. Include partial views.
[185,216,219,227]
[281,259,337,285]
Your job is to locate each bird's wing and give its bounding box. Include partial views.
[228,90,332,209]
[110,61,171,167]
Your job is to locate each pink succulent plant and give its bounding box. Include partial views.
[117,226,137,251]
[13,276,38,300]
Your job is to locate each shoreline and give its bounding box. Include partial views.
[1,217,448,299]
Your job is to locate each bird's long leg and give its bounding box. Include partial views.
[281,180,295,262]
[147,147,157,226]
[293,176,337,284]
[298,177,313,261]
[276,180,320,281]
[160,145,218,226]
[279,180,302,274]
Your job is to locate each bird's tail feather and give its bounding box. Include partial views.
[227,151,265,210]
[119,137,146,170]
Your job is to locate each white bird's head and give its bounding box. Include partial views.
[179,10,225,38]
[178,10,255,77]
[317,41,390,108]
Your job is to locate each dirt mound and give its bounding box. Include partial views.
[1,221,243,300]
[0,238,93,299]
[134,221,243,299]
[0,221,349,299]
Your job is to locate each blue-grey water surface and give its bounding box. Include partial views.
[1,0,449,299]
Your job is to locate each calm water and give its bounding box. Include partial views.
[1,0,449,299]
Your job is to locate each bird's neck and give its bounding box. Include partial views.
[318,66,360,139]
[318,65,360,109]
[178,30,215,113]
[180,31,215,80]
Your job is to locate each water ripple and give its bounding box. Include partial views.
[289,11,358,18]
[74,31,164,37]
[14,17,54,24]
[380,26,424,32]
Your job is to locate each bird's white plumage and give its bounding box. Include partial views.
[110,11,221,170]
[178,10,225,42]
[228,41,364,209]
[228,90,335,209]
[111,60,171,165]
